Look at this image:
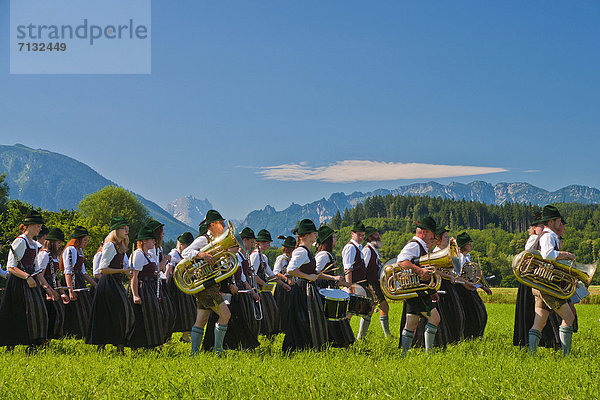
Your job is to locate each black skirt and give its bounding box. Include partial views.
[436,280,465,344]
[455,285,487,339]
[273,284,290,334]
[127,278,165,349]
[61,273,93,339]
[158,280,176,342]
[259,291,280,336]
[327,319,355,348]
[282,280,328,352]
[86,274,135,346]
[45,295,66,339]
[0,274,48,346]
[238,291,261,342]
[513,283,561,349]
[166,275,196,332]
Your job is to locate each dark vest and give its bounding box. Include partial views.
[529,231,559,252]
[253,250,268,282]
[365,244,381,282]
[138,252,157,279]
[109,251,125,269]
[298,246,317,275]
[67,247,84,273]
[18,237,38,274]
[408,239,427,265]
[349,242,367,283]
[41,250,59,288]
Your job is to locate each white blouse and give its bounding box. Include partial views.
[62,246,86,275]
[250,250,274,277]
[273,254,289,275]
[315,251,334,274]
[287,247,311,273]
[7,235,41,272]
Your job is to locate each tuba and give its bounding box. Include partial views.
[173,221,240,295]
[380,242,455,301]
[512,250,597,299]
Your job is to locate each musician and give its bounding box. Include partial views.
[528,205,576,356]
[181,210,231,355]
[315,225,354,347]
[397,217,440,354]
[250,229,290,336]
[432,226,465,344]
[60,226,97,339]
[35,225,49,249]
[148,219,175,343]
[342,221,371,340]
[87,217,135,352]
[92,243,104,281]
[282,219,328,352]
[235,227,261,346]
[166,232,197,343]
[273,235,296,333]
[362,226,393,338]
[128,225,166,349]
[0,211,53,350]
[513,212,561,349]
[454,232,491,340]
[38,228,68,340]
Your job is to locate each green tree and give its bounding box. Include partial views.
[0,173,9,213]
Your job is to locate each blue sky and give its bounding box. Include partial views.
[1,1,599,219]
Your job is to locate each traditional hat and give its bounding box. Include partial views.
[539,205,566,224]
[530,211,543,226]
[240,227,256,239]
[256,229,272,242]
[282,236,297,248]
[178,232,194,245]
[198,223,209,236]
[47,228,65,242]
[137,225,155,241]
[297,219,318,236]
[23,210,44,225]
[204,210,224,225]
[435,225,449,237]
[415,217,437,233]
[110,216,128,231]
[70,226,89,239]
[316,226,336,244]
[364,226,379,240]
[352,221,366,233]
[39,225,50,236]
[456,232,472,248]
[147,219,164,232]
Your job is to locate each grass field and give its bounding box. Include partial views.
[1,290,599,399]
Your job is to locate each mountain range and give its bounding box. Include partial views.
[165,196,213,228]
[0,144,193,240]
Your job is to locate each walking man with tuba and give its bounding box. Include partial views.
[397,217,441,354]
[528,205,577,356]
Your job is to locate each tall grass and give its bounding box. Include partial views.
[1,302,599,399]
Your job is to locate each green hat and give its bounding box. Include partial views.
[147,219,164,232]
[282,236,297,248]
[297,219,318,236]
[70,226,89,239]
[456,232,472,248]
[539,205,565,224]
[364,226,379,240]
[137,225,156,241]
[39,225,50,236]
[316,225,336,244]
[23,210,44,225]
[178,232,194,245]
[46,228,65,242]
[204,210,224,225]
[530,211,543,226]
[198,223,209,236]
[240,227,256,239]
[256,229,272,242]
[110,216,128,231]
[415,217,437,233]
[435,226,449,237]
[352,221,366,233]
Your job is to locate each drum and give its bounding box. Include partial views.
[319,288,350,321]
[348,294,373,317]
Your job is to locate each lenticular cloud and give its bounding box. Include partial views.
[258,160,507,183]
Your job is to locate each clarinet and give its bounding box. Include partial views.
[155,246,161,299]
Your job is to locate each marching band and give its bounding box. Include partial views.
[0,204,595,357]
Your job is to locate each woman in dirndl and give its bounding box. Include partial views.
[282,219,328,352]
[147,219,175,343]
[315,225,354,348]
[37,228,68,340]
[0,211,55,350]
[166,232,197,343]
[272,235,296,333]
[86,217,135,352]
[60,226,97,339]
[128,225,165,349]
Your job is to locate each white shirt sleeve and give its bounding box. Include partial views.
[92,252,102,275]
[168,249,182,267]
[131,250,148,271]
[540,232,559,260]
[525,235,538,251]
[123,253,130,269]
[37,250,50,271]
[287,247,311,272]
[7,237,27,269]
[249,251,261,273]
[98,242,118,271]
[315,251,332,274]
[181,236,208,259]
[273,255,287,275]
[397,242,420,263]
[341,243,356,271]
[62,246,76,274]
[362,246,372,267]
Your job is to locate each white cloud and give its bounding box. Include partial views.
[257,160,508,183]
[523,169,540,173]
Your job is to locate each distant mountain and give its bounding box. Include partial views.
[0,144,193,240]
[165,196,213,228]
[241,180,600,235]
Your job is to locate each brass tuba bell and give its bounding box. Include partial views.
[173,221,240,295]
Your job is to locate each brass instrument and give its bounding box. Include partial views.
[380,242,454,301]
[173,221,240,295]
[431,238,462,281]
[245,252,264,321]
[512,250,597,299]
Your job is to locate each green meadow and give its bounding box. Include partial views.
[1,289,599,399]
